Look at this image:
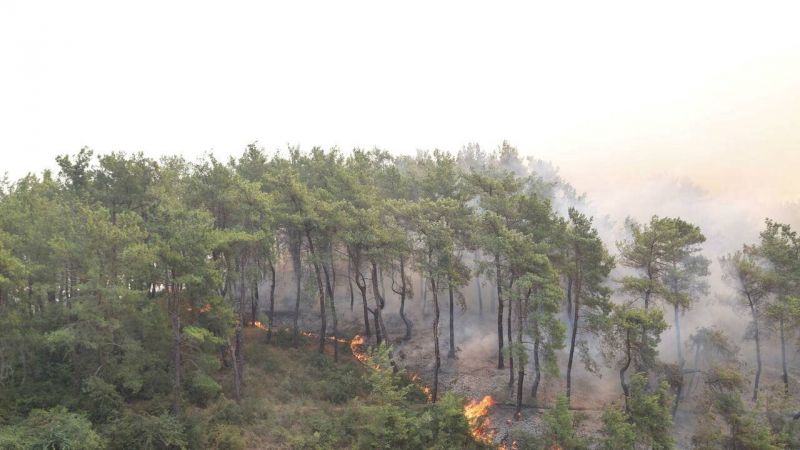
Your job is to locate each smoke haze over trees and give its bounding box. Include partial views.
[0,143,798,449]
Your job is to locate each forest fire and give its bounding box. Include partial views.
[350,334,369,364]
[409,372,433,401]
[464,395,497,444]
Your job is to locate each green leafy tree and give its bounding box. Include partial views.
[720,245,771,401]
[563,208,614,406]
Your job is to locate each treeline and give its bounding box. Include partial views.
[0,143,798,448]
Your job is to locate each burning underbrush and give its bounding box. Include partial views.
[351,333,500,448]
[465,395,498,443]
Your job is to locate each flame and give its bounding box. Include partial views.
[253,320,268,330]
[409,372,433,401]
[464,395,496,444]
[350,334,369,364]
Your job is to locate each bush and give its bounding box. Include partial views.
[542,395,587,450]
[186,372,222,407]
[104,412,187,450]
[81,376,124,423]
[600,406,636,450]
[207,425,245,450]
[0,406,105,450]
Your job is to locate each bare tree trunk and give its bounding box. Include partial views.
[507,286,514,386]
[565,276,573,321]
[370,307,382,345]
[322,255,338,361]
[475,273,483,318]
[672,303,684,417]
[621,329,632,411]
[448,282,456,358]
[292,239,302,347]
[430,274,441,403]
[566,282,580,404]
[251,277,259,326]
[421,273,428,314]
[674,304,684,365]
[348,255,355,312]
[531,336,541,402]
[752,307,762,402]
[305,231,326,354]
[780,315,789,395]
[267,258,276,343]
[168,276,181,416]
[495,253,504,369]
[393,256,412,341]
[379,265,387,299]
[370,261,386,344]
[515,289,528,419]
[234,254,247,402]
[356,270,371,337]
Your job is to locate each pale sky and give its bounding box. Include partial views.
[2,1,799,203]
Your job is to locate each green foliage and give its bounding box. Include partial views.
[186,372,223,407]
[541,395,587,450]
[695,364,782,450]
[80,376,123,423]
[0,407,105,450]
[104,412,187,450]
[627,373,674,450]
[600,406,636,450]
[206,425,245,450]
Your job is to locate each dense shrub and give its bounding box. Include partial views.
[186,372,223,407]
[81,376,124,423]
[0,406,104,450]
[104,412,187,450]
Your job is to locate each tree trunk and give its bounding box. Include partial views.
[267,258,276,343]
[674,303,683,365]
[356,271,371,337]
[780,315,789,395]
[292,241,302,347]
[507,285,514,386]
[348,255,355,312]
[430,274,441,403]
[531,336,541,402]
[751,305,762,402]
[395,256,412,341]
[305,231,327,354]
[370,307,382,346]
[379,265,387,299]
[515,289,527,419]
[251,278,259,326]
[422,273,428,314]
[448,282,456,359]
[234,254,246,402]
[370,261,386,344]
[672,303,684,417]
[322,257,338,361]
[495,253,504,369]
[621,329,632,411]
[169,280,181,416]
[566,282,580,404]
[565,276,573,320]
[476,274,483,318]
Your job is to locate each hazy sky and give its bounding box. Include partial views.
[2,1,799,203]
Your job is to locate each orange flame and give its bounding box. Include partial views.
[350,334,369,364]
[464,395,496,444]
[409,372,433,401]
[253,320,268,331]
